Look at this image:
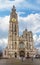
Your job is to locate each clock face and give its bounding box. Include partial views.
[12,18,16,22]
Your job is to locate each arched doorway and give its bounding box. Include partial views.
[27,52,29,58]
[15,52,17,58]
[19,51,25,57]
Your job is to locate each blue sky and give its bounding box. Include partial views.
[0,0,40,52]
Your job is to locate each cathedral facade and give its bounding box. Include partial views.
[3,6,37,58]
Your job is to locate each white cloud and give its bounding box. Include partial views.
[0,38,8,50]
[33,34,40,49]
[0,0,24,10]
[18,13,40,34]
[0,16,10,31]
[33,34,38,42]
[37,35,40,43]
[0,38,8,45]
[0,0,40,12]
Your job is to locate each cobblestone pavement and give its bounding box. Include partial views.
[0,58,40,65]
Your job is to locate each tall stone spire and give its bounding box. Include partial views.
[12,5,16,12]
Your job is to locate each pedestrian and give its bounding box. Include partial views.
[22,57,23,62]
[31,56,33,61]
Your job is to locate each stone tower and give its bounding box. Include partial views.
[8,6,19,58]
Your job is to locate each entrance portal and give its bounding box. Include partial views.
[27,52,29,58]
[19,51,25,57]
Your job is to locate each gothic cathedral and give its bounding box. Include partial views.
[3,6,37,58]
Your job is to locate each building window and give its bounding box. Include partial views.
[12,41,14,49]
[12,24,16,32]
[19,42,25,48]
[15,25,16,32]
[29,38,32,42]
[27,42,28,49]
[15,42,17,49]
